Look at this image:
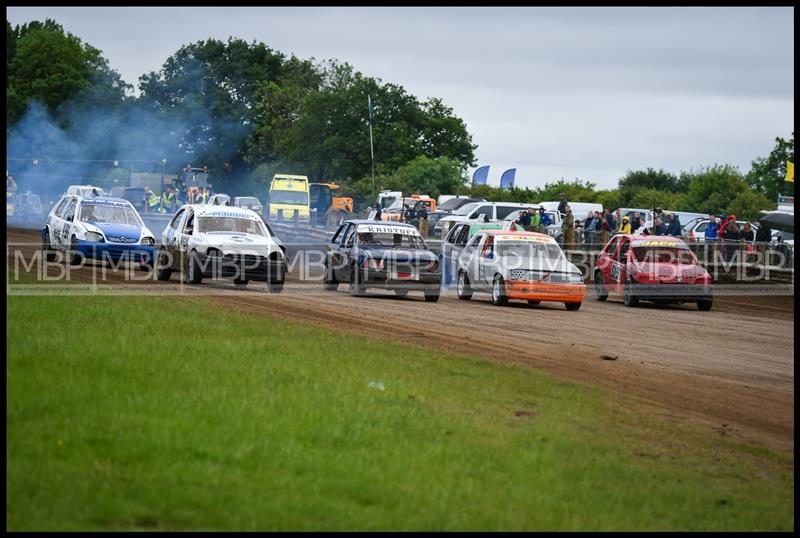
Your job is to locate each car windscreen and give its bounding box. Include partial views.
[453,202,480,216]
[236,197,260,205]
[357,232,425,249]
[79,203,142,226]
[497,241,564,260]
[271,190,308,205]
[197,216,266,237]
[633,247,694,264]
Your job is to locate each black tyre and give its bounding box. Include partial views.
[456,270,472,300]
[349,265,365,296]
[42,228,56,262]
[323,260,339,291]
[594,272,608,302]
[491,274,509,306]
[269,281,284,293]
[156,249,172,281]
[424,291,440,302]
[395,289,409,297]
[68,236,83,266]
[622,277,639,307]
[697,297,713,311]
[565,302,582,311]
[184,251,203,284]
[527,300,541,305]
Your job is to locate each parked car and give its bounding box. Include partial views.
[156,204,286,290]
[323,220,441,301]
[435,201,534,238]
[66,185,106,197]
[454,230,585,309]
[109,186,146,212]
[233,196,263,215]
[594,234,713,310]
[208,193,231,206]
[41,194,155,268]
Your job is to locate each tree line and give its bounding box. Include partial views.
[6,18,793,219]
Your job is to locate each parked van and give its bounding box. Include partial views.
[434,201,533,237]
[268,174,310,221]
[538,200,603,218]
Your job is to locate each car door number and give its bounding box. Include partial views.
[611,263,621,282]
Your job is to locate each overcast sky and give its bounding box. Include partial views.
[6,6,795,189]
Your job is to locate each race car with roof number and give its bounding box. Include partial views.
[594,234,713,310]
[454,230,586,310]
[41,194,155,268]
[323,220,441,301]
[156,204,286,291]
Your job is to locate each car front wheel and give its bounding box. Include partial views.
[456,270,472,300]
[350,264,365,296]
[156,249,172,281]
[184,251,203,284]
[623,277,639,307]
[491,275,509,306]
[323,259,339,291]
[697,297,713,311]
[594,272,608,301]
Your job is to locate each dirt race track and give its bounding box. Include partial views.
[6,227,795,454]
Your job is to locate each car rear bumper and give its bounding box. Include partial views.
[504,280,586,303]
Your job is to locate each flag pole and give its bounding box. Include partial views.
[368,95,375,199]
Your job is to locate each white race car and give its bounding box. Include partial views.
[156,204,286,290]
[41,194,155,267]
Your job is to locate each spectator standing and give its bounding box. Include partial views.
[631,211,642,232]
[557,193,568,214]
[667,213,682,236]
[562,206,574,248]
[704,214,718,263]
[618,216,632,234]
[754,222,771,265]
[418,204,429,238]
[530,207,540,232]
[724,219,740,261]
[373,202,382,221]
[538,207,551,233]
[654,218,668,236]
[516,209,532,230]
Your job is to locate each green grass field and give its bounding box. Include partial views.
[6,291,793,530]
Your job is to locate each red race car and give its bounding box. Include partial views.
[593,234,713,311]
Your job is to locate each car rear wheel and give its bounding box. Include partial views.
[594,272,608,301]
[527,300,540,305]
[424,290,440,302]
[323,259,339,291]
[491,275,509,306]
[156,249,172,281]
[394,289,409,297]
[269,281,284,293]
[456,270,472,300]
[623,277,639,307]
[697,297,713,311]
[350,264,365,296]
[565,302,582,311]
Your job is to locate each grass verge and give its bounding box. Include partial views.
[6,290,794,530]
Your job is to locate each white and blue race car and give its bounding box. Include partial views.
[41,194,156,267]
